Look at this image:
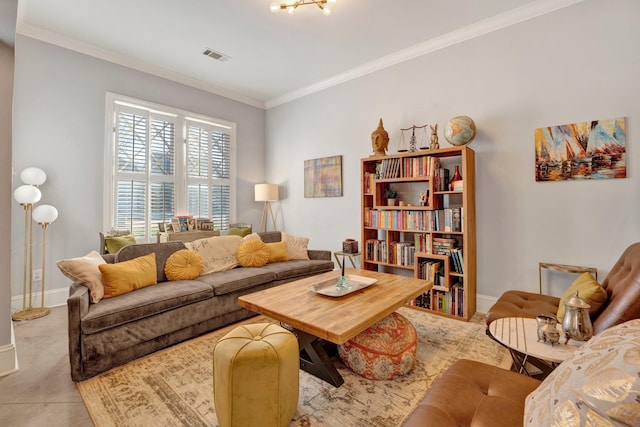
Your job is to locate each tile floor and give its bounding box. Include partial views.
[0,306,93,427]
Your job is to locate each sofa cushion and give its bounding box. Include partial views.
[99,253,158,298]
[282,232,310,260]
[259,259,335,281]
[195,268,276,296]
[165,249,204,281]
[116,241,186,283]
[57,250,106,303]
[237,240,269,268]
[81,280,214,335]
[187,235,244,275]
[557,272,608,322]
[524,319,640,426]
[485,290,560,326]
[402,359,540,427]
[265,241,289,263]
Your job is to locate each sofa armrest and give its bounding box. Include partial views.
[308,249,331,261]
[67,283,90,381]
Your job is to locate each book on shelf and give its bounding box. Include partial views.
[431,284,464,316]
[365,239,388,263]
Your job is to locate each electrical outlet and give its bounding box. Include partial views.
[32,269,42,281]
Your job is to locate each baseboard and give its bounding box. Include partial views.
[11,287,68,312]
[0,324,19,377]
[476,293,498,315]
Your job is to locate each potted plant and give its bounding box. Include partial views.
[384,186,400,206]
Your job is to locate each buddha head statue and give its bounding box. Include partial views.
[371,118,390,156]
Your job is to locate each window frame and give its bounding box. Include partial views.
[103,92,237,242]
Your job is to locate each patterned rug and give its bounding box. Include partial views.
[77,307,511,427]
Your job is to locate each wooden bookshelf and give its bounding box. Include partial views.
[361,146,476,320]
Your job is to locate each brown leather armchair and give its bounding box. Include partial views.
[486,241,640,335]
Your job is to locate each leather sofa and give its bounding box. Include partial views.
[67,231,333,381]
[402,319,640,427]
[486,241,640,334]
[401,359,540,427]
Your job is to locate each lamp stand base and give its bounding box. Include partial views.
[12,307,51,321]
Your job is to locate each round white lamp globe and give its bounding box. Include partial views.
[32,205,59,224]
[20,167,47,186]
[14,185,42,205]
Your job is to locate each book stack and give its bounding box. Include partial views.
[417,260,442,286]
[377,158,401,179]
[431,284,464,316]
[365,239,388,263]
[390,241,416,266]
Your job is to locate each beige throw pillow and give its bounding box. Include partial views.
[188,235,244,275]
[281,232,310,260]
[56,250,106,303]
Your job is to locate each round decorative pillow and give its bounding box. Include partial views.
[164,249,204,281]
[237,239,269,268]
[338,312,417,380]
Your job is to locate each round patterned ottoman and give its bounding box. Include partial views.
[213,323,299,427]
[338,312,417,380]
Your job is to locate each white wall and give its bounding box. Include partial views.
[0,40,17,375]
[266,0,640,303]
[11,35,266,303]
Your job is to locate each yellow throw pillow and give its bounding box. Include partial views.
[237,240,269,268]
[104,234,137,254]
[281,232,310,260]
[165,249,204,281]
[556,272,608,322]
[98,253,157,298]
[56,250,106,303]
[265,241,289,263]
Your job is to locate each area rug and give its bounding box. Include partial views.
[77,307,511,427]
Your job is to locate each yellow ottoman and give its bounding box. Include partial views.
[213,323,299,427]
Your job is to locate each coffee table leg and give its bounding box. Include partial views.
[282,325,344,387]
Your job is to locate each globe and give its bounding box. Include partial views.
[444,116,477,146]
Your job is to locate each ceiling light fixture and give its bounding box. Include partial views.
[270,0,337,16]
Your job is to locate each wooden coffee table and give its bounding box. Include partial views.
[238,268,432,387]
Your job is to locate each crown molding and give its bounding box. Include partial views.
[15,22,266,110]
[265,0,584,108]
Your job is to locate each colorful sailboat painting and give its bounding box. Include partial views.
[535,117,626,181]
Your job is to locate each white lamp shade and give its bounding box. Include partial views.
[14,185,42,205]
[255,183,279,202]
[33,204,59,224]
[20,167,47,186]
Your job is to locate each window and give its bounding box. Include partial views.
[104,93,236,242]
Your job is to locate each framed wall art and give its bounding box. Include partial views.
[535,117,626,182]
[304,155,343,198]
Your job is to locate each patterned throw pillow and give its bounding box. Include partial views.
[524,319,640,426]
[237,239,269,267]
[188,235,244,275]
[281,232,310,260]
[164,249,204,281]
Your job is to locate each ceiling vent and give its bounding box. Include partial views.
[202,48,230,62]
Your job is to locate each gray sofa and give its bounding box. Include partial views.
[67,231,333,381]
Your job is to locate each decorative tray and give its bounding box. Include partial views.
[307,275,377,297]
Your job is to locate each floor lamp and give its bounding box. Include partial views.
[12,167,54,321]
[255,183,278,232]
